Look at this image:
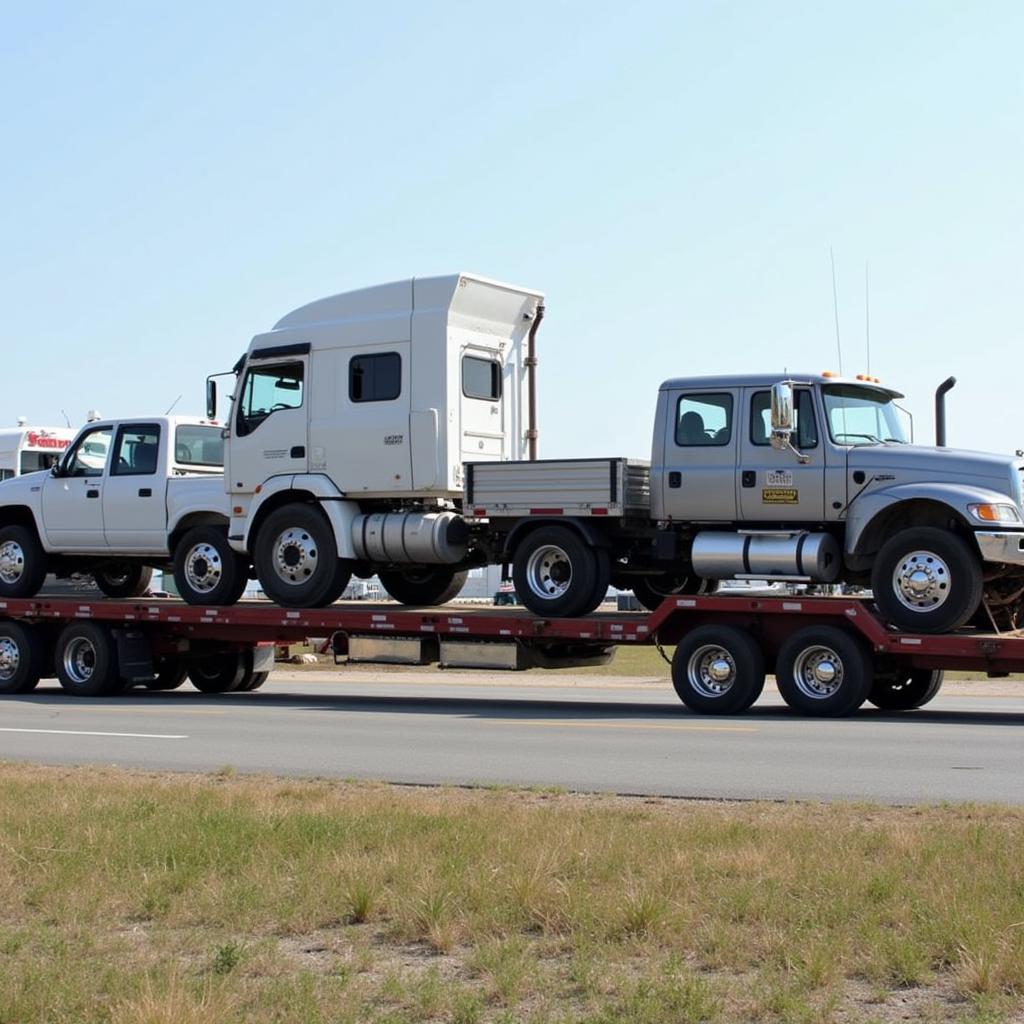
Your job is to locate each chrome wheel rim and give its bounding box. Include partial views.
[0,637,20,682]
[271,527,319,586]
[0,540,26,585]
[686,644,736,698]
[792,645,843,699]
[185,542,222,594]
[892,550,950,613]
[525,544,572,601]
[63,637,97,685]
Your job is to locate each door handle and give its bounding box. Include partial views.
[138,488,152,497]
[290,445,306,459]
[742,471,756,488]
[86,489,100,499]
[668,471,682,489]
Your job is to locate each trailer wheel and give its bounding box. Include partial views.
[871,528,983,634]
[93,563,153,600]
[173,526,249,606]
[378,568,468,606]
[188,652,247,693]
[632,573,712,612]
[868,669,944,711]
[238,670,268,692]
[0,525,48,599]
[55,622,124,697]
[512,526,609,618]
[145,657,189,691]
[0,621,46,695]
[671,625,765,714]
[254,504,342,608]
[775,626,872,716]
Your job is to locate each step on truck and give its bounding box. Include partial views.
[1,591,1024,718]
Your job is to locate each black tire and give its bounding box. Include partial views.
[93,563,153,600]
[632,573,712,612]
[253,504,341,608]
[173,526,249,606]
[0,524,48,599]
[146,657,189,691]
[512,526,607,618]
[378,567,468,606]
[868,668,944,711]
[54,622,124,696]
[0,621,46,695]
[188,652,246,693]
[238,670,268,692]
[871,528,983,634]
[775,626,872,717]
[671,625,766,714]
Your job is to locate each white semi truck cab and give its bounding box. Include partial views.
[205,273,544,608]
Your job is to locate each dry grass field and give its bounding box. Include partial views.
[1,764,1022,1023]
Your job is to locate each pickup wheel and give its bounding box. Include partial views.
[512,526,609,618]
[868,668,944,711]
[188,652,247,693]
[0,524,48,599]
[55,622,125,697]
[0,621,46,695]
[253,504,341,608]
[378,567,468,606]
[671,625,765,714]
[775,626,872,717]
[871,528,983,634]
[632,573,712,612]
[93,563,153,600]
[174,526,249,606]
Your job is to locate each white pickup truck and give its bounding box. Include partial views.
[0,416,239,600]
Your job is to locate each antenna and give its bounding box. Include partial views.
[830,247,843,375]
[864,261,871,376]
[60,408,71,427]
[165,394,183,416]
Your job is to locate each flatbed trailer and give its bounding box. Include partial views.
[1,594,1022,716]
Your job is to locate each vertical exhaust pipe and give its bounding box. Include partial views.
[525,303,544,460]
[935,376,956,447]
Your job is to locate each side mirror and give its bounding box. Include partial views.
[769,382,794,450]
[205,377,217,420]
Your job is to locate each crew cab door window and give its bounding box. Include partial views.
[63,426,112,477]
[111,424,160,476]
[750,390,819,449]
[676,393,733,446]
[236,361,304,436]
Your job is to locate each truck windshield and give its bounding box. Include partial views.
[822,385,908,446]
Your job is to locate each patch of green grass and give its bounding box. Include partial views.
[0,765,1022,1022]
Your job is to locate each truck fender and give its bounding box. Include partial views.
[845,481,1010,556]
[503,516,611,559]
[240,474,361,559]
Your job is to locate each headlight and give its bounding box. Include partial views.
[968,503,1022,524]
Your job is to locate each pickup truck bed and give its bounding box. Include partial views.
[465,458,651,519]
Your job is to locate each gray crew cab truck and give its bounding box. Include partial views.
[468,374,1024,634]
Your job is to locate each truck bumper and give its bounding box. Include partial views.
[976,531,1024,567]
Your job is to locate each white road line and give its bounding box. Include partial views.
[0,728,187,740]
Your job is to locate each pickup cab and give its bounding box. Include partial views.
[0,416,242,601]
[471,374,1024,633]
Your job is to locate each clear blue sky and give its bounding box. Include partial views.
[3,2,1021,456]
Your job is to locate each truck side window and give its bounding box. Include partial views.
[236,361,304,437]
[350,353,401,403]
[63,426,112,478]
[112,424,161,476]
[676,393,733,446]
[462,355,502,401]
[750,390,818,448]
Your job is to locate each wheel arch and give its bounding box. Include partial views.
[846,498,974,572]
[168,511,230,553]
[503,516,611,559]
[0,505,43,540]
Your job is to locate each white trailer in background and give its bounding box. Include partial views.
[0,422,76,480]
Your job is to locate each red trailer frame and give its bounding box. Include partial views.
[1,594,1022,713]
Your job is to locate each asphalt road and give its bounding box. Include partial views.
[2,671,1022,804]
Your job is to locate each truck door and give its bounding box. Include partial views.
[40,424,113,549]
[738,386,825,520]
[228,354,309,494]
[459,348,504,463]
[102,423,168,551]
[659,389,739,521]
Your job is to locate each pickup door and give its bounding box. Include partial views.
[40,423,113,548]
[101,422,168,551]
